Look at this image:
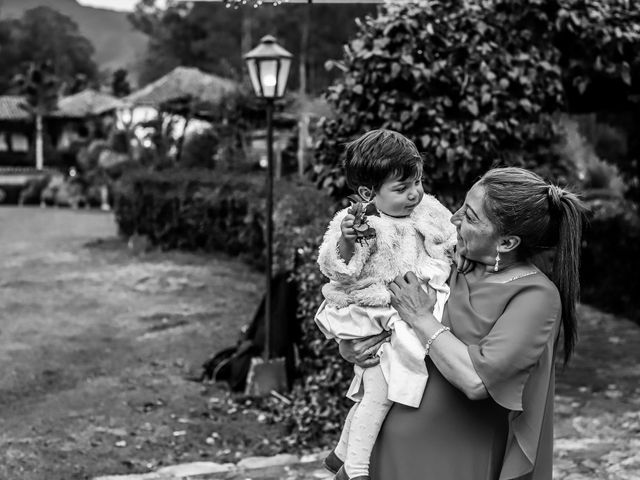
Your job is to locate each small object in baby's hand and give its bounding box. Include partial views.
[347,197,379,245]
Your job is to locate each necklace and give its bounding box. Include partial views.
[476,262,538,284]
[507,271,538,282]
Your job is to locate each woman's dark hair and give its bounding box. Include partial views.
[343,129,423,192]
[479,167,588,363]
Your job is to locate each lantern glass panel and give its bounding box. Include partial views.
[246,58,262,97]
[276,58,291,98]
[258,59,278,98]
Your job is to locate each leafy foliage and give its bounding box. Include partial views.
[550,0,640,112]
[113,169,265,264]
[313,0,640,205]
[111,68,131,98]
[128,0,376,93]
[12,61,60,115]
[0,6,98,94]
[548,0,640,202]
[179,129,219,169]
[313,0,572,204]
[112,169,335,273]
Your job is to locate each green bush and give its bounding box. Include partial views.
[313,0,573,205]
[180,129,219,169]
[112,168,337,271]
[113,168,266,265]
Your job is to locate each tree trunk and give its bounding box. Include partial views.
[298,114,310,178]
[35,114,44,170]
[176,115,192,163]
[241,9,253,78]
[297,3,311,177]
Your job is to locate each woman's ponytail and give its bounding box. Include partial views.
[550,189,587,364]
[480,167,588,364]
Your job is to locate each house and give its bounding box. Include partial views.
[0,90,122,203]
[0,96,32,168]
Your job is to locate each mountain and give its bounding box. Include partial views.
[0,0,148,85]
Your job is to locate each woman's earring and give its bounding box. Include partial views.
[493,249,501,272]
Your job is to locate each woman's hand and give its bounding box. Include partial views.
[455,250,475,274]
[389,272,437,329]
[338,331,391,368]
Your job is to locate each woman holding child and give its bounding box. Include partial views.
[319,130,586,480]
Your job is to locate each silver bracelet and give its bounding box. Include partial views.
[425,326,450,357]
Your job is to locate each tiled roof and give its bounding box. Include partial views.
[0,96,31,121]
[125,66,238,106]
[54,89,124,118]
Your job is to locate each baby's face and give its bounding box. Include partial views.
[373,174,424,217]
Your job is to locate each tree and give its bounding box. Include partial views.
[545,0,640,202]
[67,73,89,95]
[313,0,568,205]
[0,18,22,94]
[13,61,60,170]
[312,0,640,204]
[128,1,375,93]
[547,0,640,113]
[0,7,98,94]
[111,68,131,97]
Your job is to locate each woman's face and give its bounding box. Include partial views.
[451,183,500,264]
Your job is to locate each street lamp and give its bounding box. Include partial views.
[244,35,292,99]
[243,35,292,393]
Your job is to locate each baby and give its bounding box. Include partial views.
[315,129,456,480]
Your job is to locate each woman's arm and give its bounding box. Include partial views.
[416,323,488,400]
[389,273,488,400]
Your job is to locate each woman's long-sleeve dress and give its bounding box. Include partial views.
[370,269,562,480]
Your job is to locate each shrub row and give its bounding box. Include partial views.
[113,168,266,266]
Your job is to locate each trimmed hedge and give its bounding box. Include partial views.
[113,168,266,266]
[112,168,337,273]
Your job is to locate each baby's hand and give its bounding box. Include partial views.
[340,214,358,243]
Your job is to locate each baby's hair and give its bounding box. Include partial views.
[343,129,423,192]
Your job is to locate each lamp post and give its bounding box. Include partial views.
[244,35,292,365]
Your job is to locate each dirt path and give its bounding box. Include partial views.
[0,207,284,480]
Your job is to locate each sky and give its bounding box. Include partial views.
[77,0,173,11]
[77,0,141,11]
